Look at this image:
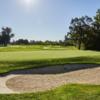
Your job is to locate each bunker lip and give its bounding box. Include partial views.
[0,64,100,94]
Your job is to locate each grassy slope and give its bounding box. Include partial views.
[0,45,100,74]
[0,84,100,100]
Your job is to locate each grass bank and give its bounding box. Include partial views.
[0,84,100,100]
[0,50,100,74]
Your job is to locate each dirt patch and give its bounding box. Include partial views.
[6,64,100,93]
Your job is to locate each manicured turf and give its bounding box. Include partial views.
[0,45,77,52]
[0,84,100,100]
[0,50,100,61]
[0,45,100,100]
[0,45,100,74]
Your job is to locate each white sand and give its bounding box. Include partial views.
[0,64,100,94]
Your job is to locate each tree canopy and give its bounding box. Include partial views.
[0,27,14,46]
[66,9,100,50]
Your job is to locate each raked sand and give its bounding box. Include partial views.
[0,64,100,94]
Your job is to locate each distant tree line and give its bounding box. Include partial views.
[11,39,72,46]
[0,27,72,46]
[0,27,72,47]
[65,9,100,50]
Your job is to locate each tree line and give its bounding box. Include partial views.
[0,26,71,46]
[65,9,100,50]
[0,27,71,46]
[11,39,72,46]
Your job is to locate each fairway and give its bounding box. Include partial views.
[0,50,99,61]
[0,46,100,100]
[0,46,100,74]
[0,50,81,61]
[0,46,100,62]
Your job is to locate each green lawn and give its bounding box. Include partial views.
[0,84,100,100]
[0,45,77,52]
[0,45,100,100]
[1,50,100,62]
[0,45,100,74]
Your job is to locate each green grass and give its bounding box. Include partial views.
[0,45,100,99]
[0,84,100,100]
[0,45,77,52]
[0,45,100,74]
[0,50,100,61]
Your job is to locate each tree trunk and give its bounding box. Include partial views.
[78,39,81,50]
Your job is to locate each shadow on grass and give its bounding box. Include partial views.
[0,56,100,76]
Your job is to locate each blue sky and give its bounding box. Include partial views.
[0,0,100,41]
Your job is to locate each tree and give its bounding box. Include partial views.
[64,35,73,46]
[67,16,93,49]
[0,27,14,46]
[92,9,100,50]
[15,39,29,45]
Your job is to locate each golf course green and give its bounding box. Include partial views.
[0,45,100,100]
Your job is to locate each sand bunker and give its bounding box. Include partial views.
[0,64,100,94]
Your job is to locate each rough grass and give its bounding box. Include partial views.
[0,84,100,100]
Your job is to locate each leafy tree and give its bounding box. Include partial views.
[67,16,93,49]
[15,39,29,45]
[92,9,100,50]
[0,27,14,46]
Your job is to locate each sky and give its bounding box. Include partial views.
[0,0,100,41]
